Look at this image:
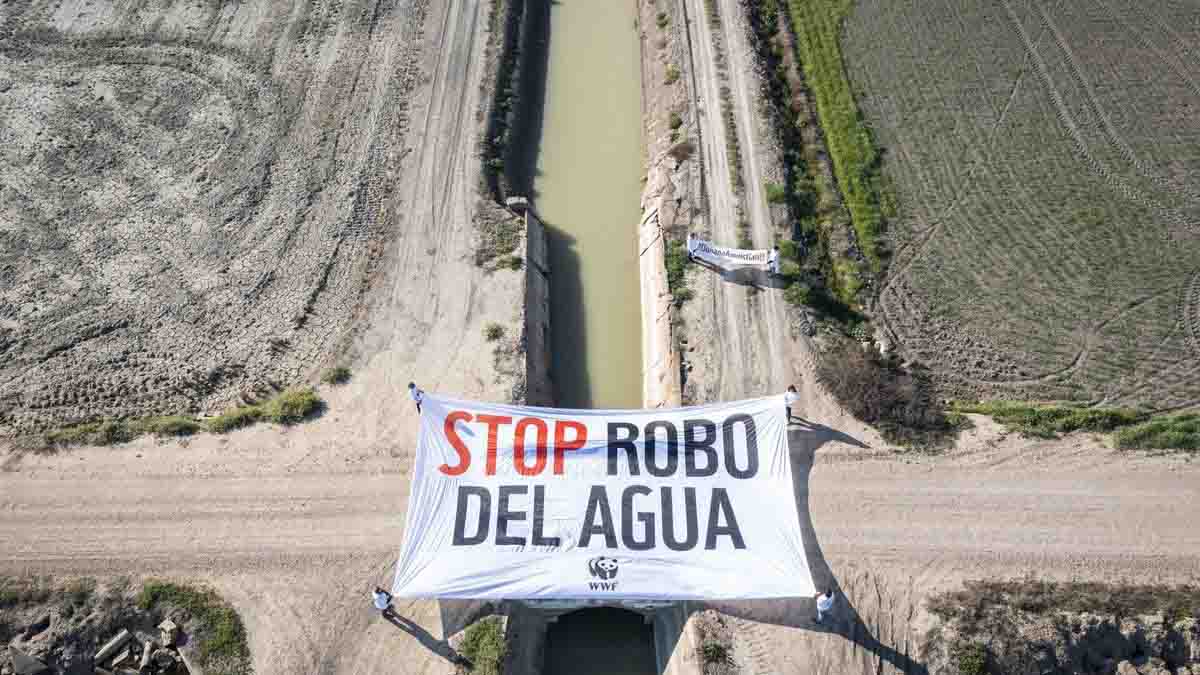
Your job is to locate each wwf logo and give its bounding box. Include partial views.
[587,556,619,580]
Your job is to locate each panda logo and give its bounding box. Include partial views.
[587,556,619,580]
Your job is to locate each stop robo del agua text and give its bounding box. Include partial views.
[439,413,761,551]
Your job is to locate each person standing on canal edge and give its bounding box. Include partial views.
[373,586,395,619]
[409,382,424,414]
[785,385,799,422]
[767,245,780,276]
[815,588,835,624]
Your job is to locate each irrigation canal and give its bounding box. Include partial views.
[536,0,644,410]
[532,0,656,671]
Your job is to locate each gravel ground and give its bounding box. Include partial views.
[0,0,427,436]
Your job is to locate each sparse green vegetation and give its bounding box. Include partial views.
[819,341,959,449]
[669,111,683,130]
[36,384,326,448]
[1113,413,1200,451]
[481,0,522,200]
[784,281,811,307]
[42,423,104,448]
[0,576,54,609]
[952,642,988,675]
[765,181,787,204]
[951,401,1147,439]
[927,578,1200,675]
[785,0,885,269]
[458,616,506,675]
[138,581,252,675]
[476,213,524,268]
[719,86,743,191]
[260,387,321,424]
[669,111,685,143]
[134,415,203,437]
[484,322,506,341]
[665,64,680,85]
[792,176,817,216]
[701,641,731,665]
[95,419,134,444]
[206,405,263,433]
[952,401,1200,451]
[497,254,524,270]
[1,575,96,624]
[742,0,872,312]
[58,577,97,618]
[664,238,693,308]
[320,366,352,385]
[928,579,1200,632]
[656,11,669,29]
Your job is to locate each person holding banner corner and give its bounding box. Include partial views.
[373,586,395,619]
[767,246,780,276]
[686,232,698,262]
[785,385,800,422]
[815,588,835,624]
[408,382,424,414]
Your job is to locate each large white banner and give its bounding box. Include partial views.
[693,238,770,269]
[392,395,815,600]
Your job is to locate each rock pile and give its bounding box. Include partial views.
[89,623,184,675]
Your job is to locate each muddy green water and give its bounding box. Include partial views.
[536,0,644,409]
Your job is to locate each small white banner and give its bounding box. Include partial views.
[392,395,815,600]
[692,238,770,269]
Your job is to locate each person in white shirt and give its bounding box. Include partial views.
[686,232,698,262]
[408,382,424,414]
[767,245,780,275]
[785,384,800,422]
[373,586,394,618]
[815,588,834,624]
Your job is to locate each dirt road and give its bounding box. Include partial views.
[4,410,1198,674]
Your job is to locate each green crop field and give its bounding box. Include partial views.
[843,0,1200,408]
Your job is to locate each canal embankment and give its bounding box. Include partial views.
[636,0,703,409]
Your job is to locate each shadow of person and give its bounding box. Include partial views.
[787,414,815,429]
[716,267,788,290]
[383,611,470,666]
[690,258,783,289]
[437,599,496,638]
[718,266,762,288]
[700,424,928,674]
[690,257,724,275]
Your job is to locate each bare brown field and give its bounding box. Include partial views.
[0,0,426,436]
[849,0,1200,408]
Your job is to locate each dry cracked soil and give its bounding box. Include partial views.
[0,0,428,435]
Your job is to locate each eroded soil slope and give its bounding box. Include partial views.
[853,0,1200,408]
[0,0,426,435]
